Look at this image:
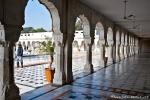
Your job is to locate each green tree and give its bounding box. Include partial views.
[38,36,55,69]
[36,28,47,32]
[29,27,47,33]
[21,27,33,33]
[29,29,37,33]
[75,20,83,30]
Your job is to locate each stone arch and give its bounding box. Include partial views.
[107,27,113,41]
[78,14,90,36]
[28,0,61,34]
[32,41,35,47]
[96,22,104,40]
[121,33,124,43]
[27,41,31,47]
[80,41,86,51]
[34,41,40,48]
[72,41,79,51]
[18,41,21,44]
[22,41,26,46]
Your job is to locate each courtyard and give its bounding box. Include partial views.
[14,51,102,94]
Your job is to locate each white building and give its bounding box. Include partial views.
[16,30,100,54]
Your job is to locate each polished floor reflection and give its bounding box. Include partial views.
[21,53,150,100]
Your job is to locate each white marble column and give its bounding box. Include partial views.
[115,42,120,62]
[129,44,131,56]
[107,41,114,66]
[64,34,74,83]
[131,44,133,56]
[0,25,21,100]
[135,44,139,54]
[133,44,135,55]
[99,40,105,67]
[130,44,132,56]
[124,43,127,58]
[128,44,131,57]
[53,34,66,85]
[119,44,122,60]
[83,37,94,73]
[121,43,124,59]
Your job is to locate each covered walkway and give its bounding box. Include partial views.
[0,0,150,100]
[21,53,150,100]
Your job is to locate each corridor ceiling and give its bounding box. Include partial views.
[80,0,150,38]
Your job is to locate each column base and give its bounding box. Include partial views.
[99,60,105,67]
[83,63,94,73]
[129,53,131,57]
[121,56,124,60]
[53,71,66,85]
[0,83,21,100]
[107,58,113,66]
[107,61,113,66]
[115,57,120,62]
[124,55,127,58]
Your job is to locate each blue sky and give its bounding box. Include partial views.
[23,0,52,31]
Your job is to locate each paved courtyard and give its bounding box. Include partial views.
[20,53,150,100]
[15,51,102,94]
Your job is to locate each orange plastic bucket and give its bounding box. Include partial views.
[45,68,55,82]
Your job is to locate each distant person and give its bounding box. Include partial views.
[16,44,23,68]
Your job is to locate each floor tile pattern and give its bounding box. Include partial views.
[15,52,101,94]
[21,53,150,100]
[72,82,150,97]
[52,90,121,100]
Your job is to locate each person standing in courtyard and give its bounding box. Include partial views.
[16,44,23,68]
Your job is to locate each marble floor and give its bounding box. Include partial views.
[15,52,102,94]
[20,53,150,100]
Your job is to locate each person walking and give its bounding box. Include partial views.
[16,44,23,68]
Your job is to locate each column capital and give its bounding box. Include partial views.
[53,33,64,44]
[124,42,128,46]
[121,42,124,45]
[99,39,105,45]
[84,36,92,45]
[108,41,114,46]
[4,26,22,47]
[116,42,120,45]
